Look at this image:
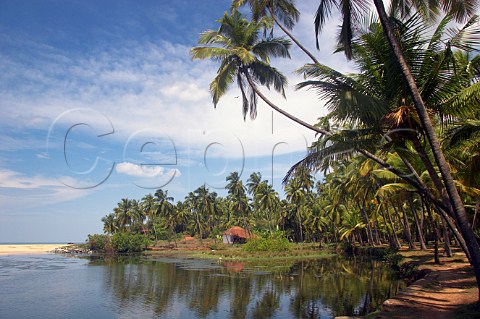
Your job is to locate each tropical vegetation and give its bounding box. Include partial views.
[188,0,480,300]
[90,0,480,302]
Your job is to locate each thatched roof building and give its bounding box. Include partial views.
[222,226,254,244]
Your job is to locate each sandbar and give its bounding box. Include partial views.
[0,244,67,255]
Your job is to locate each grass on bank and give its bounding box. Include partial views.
[143,237,336,261]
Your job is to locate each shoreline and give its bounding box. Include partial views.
[371,250,478,319]
[0,244,68,255]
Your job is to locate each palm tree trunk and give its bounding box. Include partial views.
[357,201,375,246]
[243,71,330,135]
[408,195,427,250]
[296,207,304,242]
[195,210,203,243]
[373,0,480,300]
[381,202,401,249]
[387,200,402,248]
[171,227,177,248]
[268,7,320,64]
[435,205,471,262]
[442,218,452,257]
[473,198,480,230]
[398,202,416,249]
[425,199,441,264]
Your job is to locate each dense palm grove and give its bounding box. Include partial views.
[99,0,480,297]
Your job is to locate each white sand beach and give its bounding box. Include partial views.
[0,244,67,255]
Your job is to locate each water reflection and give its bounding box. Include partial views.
[92,255,404,319]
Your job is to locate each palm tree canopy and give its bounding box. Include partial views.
[314,0,479,59]
[191,9,291,119]
[288,13,480,181]
[232,0,300,30]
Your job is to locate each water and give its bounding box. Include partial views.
[0,254,405,319]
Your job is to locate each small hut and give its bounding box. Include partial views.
[222,226,254,244]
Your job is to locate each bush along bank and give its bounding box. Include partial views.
[84,233,150,254]
[343,246,428,284]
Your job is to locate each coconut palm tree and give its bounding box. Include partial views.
[254,180,280,234]
[102,213,117,234]
[226,171,251,232]
[444,117,480,230]
[314,0,480,292]
[191,9,328,134]
[141,193,158,240]
[115,198,133,232]
[184,191,205,241]
[294,12,479,215]
[285,177,306,241]
[154,189,176,245]
[193,185,218,239]
[232,0,320,63]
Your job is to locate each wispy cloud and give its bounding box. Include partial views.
[0,169,91,212]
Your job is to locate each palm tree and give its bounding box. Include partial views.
[294,12,479,229]
[232,0,320,63]
[285,177,306,241]
[314,0,480,292]
[115,198,132,232]
[226,172,251,232]
[247,171,262,196]
[254,180,280,234]
[128,199,145,233]
[191,9,327,134]
[101,213,117,234]
[185,191,205,241]
[154,189,176,245]
[141,193,158,240]
[444,117,480,230]
[193,185,218,239]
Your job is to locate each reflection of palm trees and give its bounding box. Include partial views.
[98,256,403,318]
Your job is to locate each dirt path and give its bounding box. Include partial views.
[375,261,478,319]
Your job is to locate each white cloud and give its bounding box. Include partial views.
[116,162,181,178]
[0,169,91,211]
[0,0,353,162]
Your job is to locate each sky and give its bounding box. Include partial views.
[0,0,356,242]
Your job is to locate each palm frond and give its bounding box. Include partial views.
[210,60,238,106]
[249,60,287,96]
[447,15,480,52]
[252,37,291,62]
[190,46,232,61]
[439,81,480,118]
[315,0,336,49]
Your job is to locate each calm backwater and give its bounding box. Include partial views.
[0,253,405,319]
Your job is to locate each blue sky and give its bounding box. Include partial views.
[0,0,354,242]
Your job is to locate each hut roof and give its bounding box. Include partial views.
[223,226,253,239]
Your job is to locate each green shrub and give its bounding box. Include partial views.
[111,232,150,253]
[86,234,113,253]
[243,236,292,252]
[398,261,419,279]
[383,251,404,270]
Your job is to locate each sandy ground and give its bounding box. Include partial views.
[0,244,66,255]
[375,260,478,318]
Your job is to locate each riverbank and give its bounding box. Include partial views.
[371,249,479,319]
[146,242,479,318]
[0,243,68,255]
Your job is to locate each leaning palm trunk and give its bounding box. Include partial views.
[408,196,427,250]
[442,219,452,257]
[425,199,441,264]
[267,7,320,64]
[373,0,480,300]
[243,71,330,135]
[357,201,375,246]
[398,202,416,249]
